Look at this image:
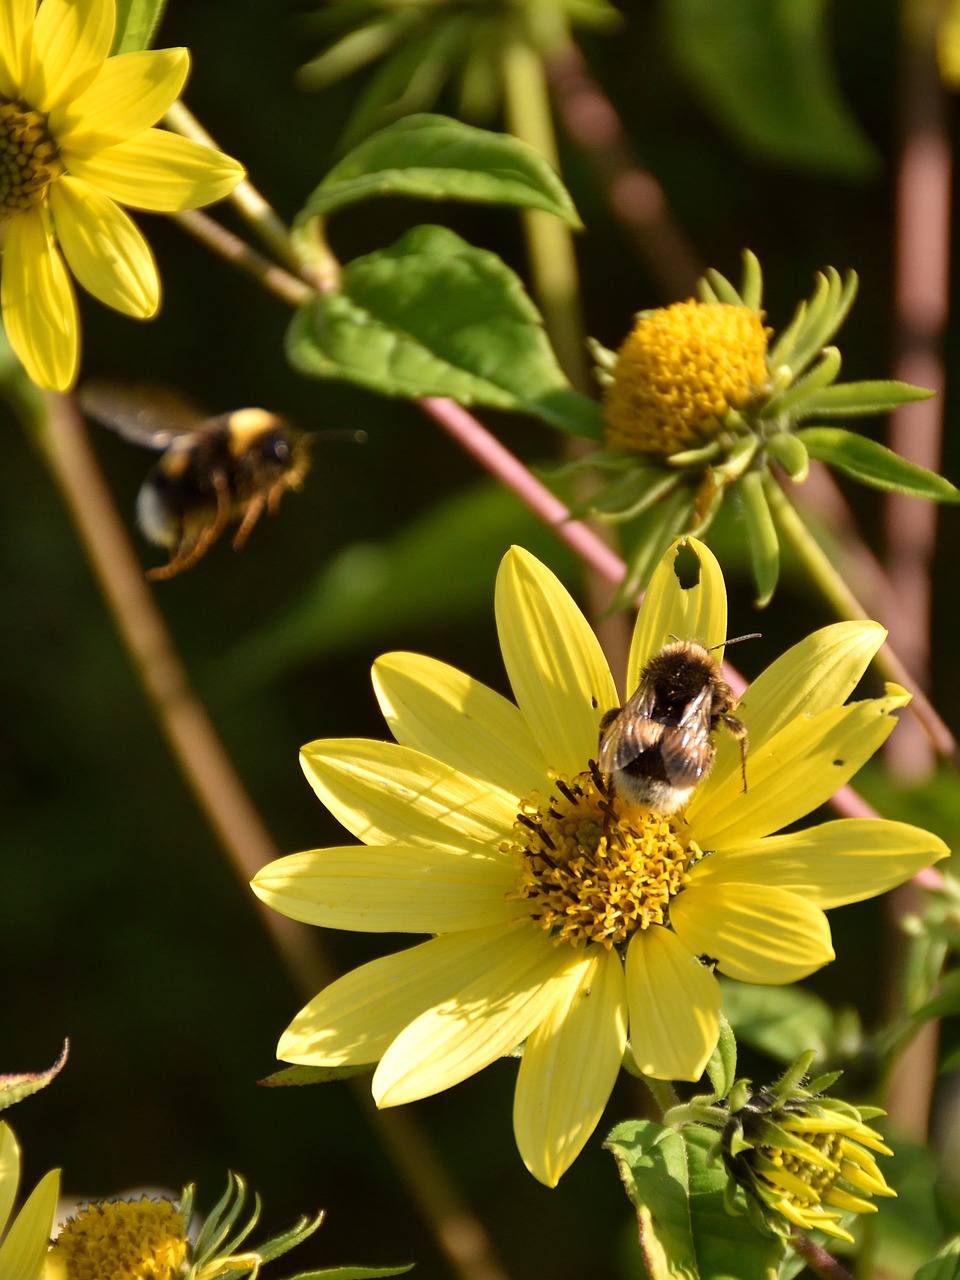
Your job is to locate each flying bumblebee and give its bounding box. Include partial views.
[598,639,750,816]
[79,383,346,580]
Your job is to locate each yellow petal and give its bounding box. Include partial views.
[26,0,114,112]
[50,177,159,317]
[373,923,568,1105]
[0,0,35,97]
[0,1123,20,1236]
[1,206,79,391]
[495,547,617,775]
[300,738,516,851]
[372,651,547,796]
[670,883,834,983]
[251,844,517,934]
[687,686,910,846]
[624,925,721,1080]
[63,128,245,212]
[627,537,727,695]
[689,818,949,909]
[51,47,190,151]
[0,1167,60,1280]
[514,947,626,1186]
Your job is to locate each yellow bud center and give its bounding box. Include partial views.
[0,97,62,219]
[48,1197,189,1280]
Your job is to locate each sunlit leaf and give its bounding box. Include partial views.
[113,0,167,52]
[798,427,960,501]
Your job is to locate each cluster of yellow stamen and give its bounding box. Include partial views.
[602,300,769,456]
[0,97,63,219]
[47,1196,189,1280]
[505,764,694,948]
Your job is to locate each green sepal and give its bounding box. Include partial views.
[739,471,780,607]
[703,1016,738,1100]
[761,345,841,418]
[297,114,582,227]
[701,266,743,307]
[798,378,935,418]
[0,1041,68,1112]
[915,1238,960,1280]
[611,486,696,608]
[286,225,600,439]
[112,0,167,51]
[258,1064,375,1086]
[739,250,764,312]
[583,466,682,521]
[798,426,960,500]
[286,1268,414,1279]
[296,13,419,93]
[764,432,809,482]
[768,268,857,376]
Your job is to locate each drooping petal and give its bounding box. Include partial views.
[689,819,949,909]
[26,0,114,112]
[514,947,626,1187]
[707,621,887,795]
[251,844,517,934]
[1,206,79,391]
[300,738,517,851]
[495,547,617,775]
[0,1123,20,1236]
[624,925,721,1081]
[670,883,834,984]
[51,47,190,151]
[0,0,35,98]
[0,1167,60,1280]
[372,651,546,796]
[687,686,910,846]
[63,129,245,212]
[373,922,570,1106]
[50,177,159,317]
[626,537,727,694]
[278,927,521,1067]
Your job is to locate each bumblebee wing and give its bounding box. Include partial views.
[598,684,664,772]
[659,688,713,786]
[78,380,207,451]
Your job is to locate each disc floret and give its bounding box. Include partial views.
[0,98,63,218]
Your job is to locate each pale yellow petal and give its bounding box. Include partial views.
[373,922,569,1105]
[670,883,834,983]
[63,129,245,212]
[627,537,727,695]
[252,844,517,934]
[278,927,518,1066]
[0,1123,20,1236]
[624,925,721,1081]
[495,547,617,775]
[0,1168,59,1280]
[2,206,79,391]
[687,687,910,846]
[26,0,114,112]
[51,48,190,151]
[372,651,546,796]
[0,0,35,97]
[50,177,159,317]
[514,947,626,1186]
[300,738,517,851]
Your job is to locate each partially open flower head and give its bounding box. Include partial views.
[0,0,244,390]
[252,538,947,1186]
[0,1123,59,1280]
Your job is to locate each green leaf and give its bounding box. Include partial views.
[287,1268,414,1280]
[664,0,878,176]
[287,225,600,438]
[0,1041,69,1112]
[718,980,836,1063]
[704,1017,737,1099]
[799,379,936,418]
[258,1063,375,1087]
[740,472,780,607]
[764,432,809,482]
[798,427,960,501]
[299,114,581,226]
[112,0,167,52]
[915,1238,960,1280]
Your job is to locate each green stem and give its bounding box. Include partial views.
[644,1076,680,1116]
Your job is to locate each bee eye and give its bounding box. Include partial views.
[272,438,290,461]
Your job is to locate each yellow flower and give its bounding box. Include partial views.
[46,1197,189,1280]
[0,0,244,390]
[0,1122,60,1280]
[252,539,947,1187]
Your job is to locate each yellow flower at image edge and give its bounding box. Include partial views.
[0,0,244,390]
[252,538,947,1187]
[0,1122,59,1280]
[46,1197,188,1280]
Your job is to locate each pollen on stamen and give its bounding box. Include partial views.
[0,97,63,219]
[503,767,697,948]
[47,1196,189,1280]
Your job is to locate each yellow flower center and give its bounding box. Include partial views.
[0,97,63,220]
[505,766,695,947]
[47,1197,189,1280]
[602,301,769,456]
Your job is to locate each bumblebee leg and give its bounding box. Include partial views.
[231,494,267,550]
[146,475,231,579]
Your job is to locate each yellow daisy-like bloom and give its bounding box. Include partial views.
[0,0,245,390]
[602,300,769,455]
[46,1197,189,1280]
[252,538,947,1187]
[0,1122,60,1280]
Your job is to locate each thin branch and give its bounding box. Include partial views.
[789,1231,855,1280]
[173,209,311,307]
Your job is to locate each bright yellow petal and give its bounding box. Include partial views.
[670,883,834,983]
[63,129,245,212]
[0,0,35,97]
[495,547,617,775]
[2,206,79,391]
[624,925,721,1081]
[51,48,190,151]
[627,537,727,695]
[0,1123,20,1236]
[252,844,517,934]
[689,819,949,909]
[514,947,626,1186]
[706,621,887,796]
[373,922,569,1105]
[687,686,910,846]
[300,738,516,851]
[50,177,159,317]
[0,1167,59,1280]
[26,0,114,112]
[278,927,518,1066]
[372,652,547,796]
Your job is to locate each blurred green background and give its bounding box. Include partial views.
[3,0,960,1275]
